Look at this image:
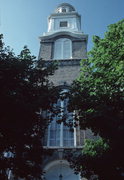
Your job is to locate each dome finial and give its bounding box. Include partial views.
[55,3,75,13]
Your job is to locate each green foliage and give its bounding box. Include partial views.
[0,34,58,180]
[68,19,124,179]
[83,138,109,157]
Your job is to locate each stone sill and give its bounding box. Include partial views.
[43,58,82,66]
[43,146,83,149]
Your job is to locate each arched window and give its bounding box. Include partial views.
[54,38,72,59]
[43,89,76,147]
[44,160,80,180]
[48,98,74,147]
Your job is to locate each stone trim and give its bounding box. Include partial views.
[44,59,81,66]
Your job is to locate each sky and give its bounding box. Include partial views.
[0,0,124,58]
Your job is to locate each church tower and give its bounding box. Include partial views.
[38,3,88,86]
[39,3,88,180]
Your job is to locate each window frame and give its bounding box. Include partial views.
[60,21,68,27]
[54,38,72,60]
[45,90,76,148]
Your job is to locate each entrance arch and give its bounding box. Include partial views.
[44,160,80,180]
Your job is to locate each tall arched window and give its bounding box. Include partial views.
[43,89,76,147]
[48,98,74,147]
[54,38,72,59]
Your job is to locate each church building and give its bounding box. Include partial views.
[38,3,91,180]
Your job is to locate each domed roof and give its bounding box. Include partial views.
[55,3,75,13]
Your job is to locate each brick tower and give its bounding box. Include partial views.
[38,3,89,180]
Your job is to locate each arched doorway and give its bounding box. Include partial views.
[43,160,80,180]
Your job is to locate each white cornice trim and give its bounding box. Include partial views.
[48,12,81,19]
[39,31,88,41]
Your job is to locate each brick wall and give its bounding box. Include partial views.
[72,41,87,59]
[39,42,53,60]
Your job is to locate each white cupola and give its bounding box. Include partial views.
[47,3,81,34]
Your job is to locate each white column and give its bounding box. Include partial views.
[60,100,64,147]
[73,111,77,147]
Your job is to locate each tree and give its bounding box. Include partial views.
[0,34,58,180]
[68,19,124,180]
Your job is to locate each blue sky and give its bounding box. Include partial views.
[1,0,124,57]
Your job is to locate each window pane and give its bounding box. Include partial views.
[54,38,72,59]
[49,118,60,146]
[63,40,71,59]
[60,21,67,27]
[43,128,48,146]
[63,97,74,146]
[63,126,74,146]
[54,41,62,59]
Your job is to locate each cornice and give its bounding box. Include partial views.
[48,12,80,19]
[39,31,88,42]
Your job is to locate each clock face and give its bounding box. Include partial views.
[44,162,80,180]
